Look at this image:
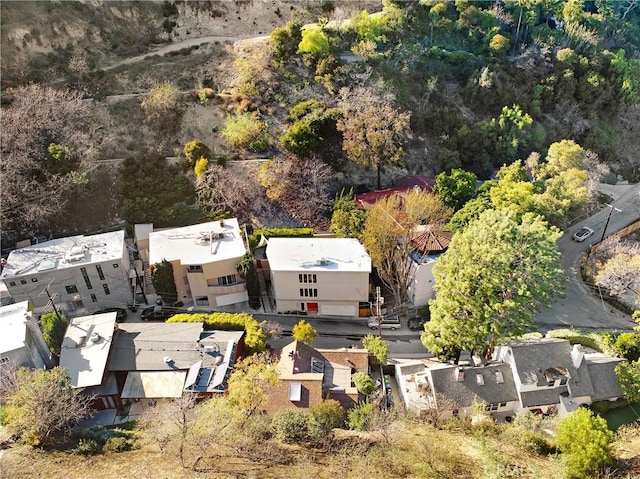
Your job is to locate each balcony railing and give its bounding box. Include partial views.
[206,281,246,295]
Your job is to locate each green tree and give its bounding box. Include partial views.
[489,34,510,55]
[613,333,640,361]
[362,334,390,364]
[351,372,376,398]
[40,312,68,357]
[616,360,640,403]
[292,319,318,345]
[4,367,93,446]
[226,353,279,417]
[329,188,367,240]
[150,259,178,305]
[539,140,587,178]
[270,20,302,62]
[337,85,411,190]
[555,408,614,479]
[183,140,213,166]
[236,253,261,310]
[298,26,330,57]
[221,112,269,152]
[486,104,534,165]
[363,189,452,306]
[447,194,493,234]
[422,209,564,358]
[433,168,478,211]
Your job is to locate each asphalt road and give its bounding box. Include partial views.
[536,183,640,332]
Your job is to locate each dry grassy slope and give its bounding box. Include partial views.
[0,0,379,88]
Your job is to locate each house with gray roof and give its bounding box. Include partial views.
[396,338,624,420]
[109,322,244,404]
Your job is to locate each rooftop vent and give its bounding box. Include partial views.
[164,356,173,363]
[316,258,329,266]
[90,332,101,343]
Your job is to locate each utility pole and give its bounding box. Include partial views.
[376,286,383,338]
[600,204,622,243]
[40,282,62,322]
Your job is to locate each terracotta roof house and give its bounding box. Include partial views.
[0,301,54,369]
[264,340,370,414]
[407,225,452,307]
[355,175,435,209]
[396,339,624,420]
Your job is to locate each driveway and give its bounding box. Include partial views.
[536,183,640,332]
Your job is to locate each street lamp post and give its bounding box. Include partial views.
[600,203,622,243]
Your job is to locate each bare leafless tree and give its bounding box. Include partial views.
[258,156,333,228]
[0,84,99,240]
[0,359,19,405]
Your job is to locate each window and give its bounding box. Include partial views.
[8,281,16,286]
[31,278,38,283]
[188,265,203,273]
[300,288,318,298]
[298,274,317,283]
[0,357,9,365]
[20,279,27,285]
[560,378,568,386]
[485,403,499,412]
[65,285,78,294]
[103,284,110,295]
[494,371,504,384]
[196,296,209,306]
[499,402,507,407]
[90,294,97,302]
[217,274,237,286]
[96,265,105,280]
[476,373,484,385]
[112,263,119,268]
[80,267,93,289]
[311,357,324,373]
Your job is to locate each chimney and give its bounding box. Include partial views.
[571,344,585,368]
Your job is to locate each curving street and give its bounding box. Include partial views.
[536,183,640,332]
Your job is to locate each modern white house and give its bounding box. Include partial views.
[0,231,132,315]
[406,225,451,307]
[395,338,625,421]
[148,219,249,308]
[266,237,371,317]
[0,301,54,369]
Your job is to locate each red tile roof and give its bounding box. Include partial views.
[411,225,452,254]
[355,175,434,209]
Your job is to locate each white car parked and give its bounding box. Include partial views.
[572,226,594,242]
[367,315,401,330]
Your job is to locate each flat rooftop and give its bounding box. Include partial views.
[148,219,246,266]
[1,231,125,279]
[0,301,30,353]
[59,312,118,388]
[266,238,371,273]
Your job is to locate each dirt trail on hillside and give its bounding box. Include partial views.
[102,34,268,71]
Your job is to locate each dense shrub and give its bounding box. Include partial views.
[221,112,269,152]
[74,438,101,455]
[271,408,315,443]
[347,402,376,431]
[309,400,345,433]
[168,312,267,353]
[183,140,213,165]
[613,333,640,361]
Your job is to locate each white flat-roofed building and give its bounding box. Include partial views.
[0,301,54,369]
[266,238,371,317]
[148,219,248,308]
[59,312,117,388]
[0,231,131,315]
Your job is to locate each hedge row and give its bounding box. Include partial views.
[168,312,266,353]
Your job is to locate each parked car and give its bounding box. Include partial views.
[407,317,426,331]
[141,307,179,321]
[367,315,401,330]
[92,307,127,323]
[572,226,594,242]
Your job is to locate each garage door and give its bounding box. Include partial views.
[319,304,356,317]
